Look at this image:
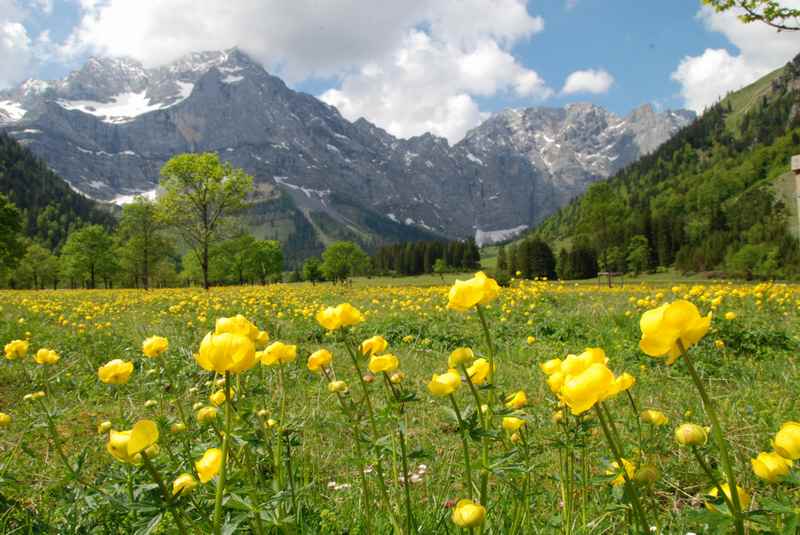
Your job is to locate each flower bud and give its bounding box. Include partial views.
[144,399,157,408]
[674,423,707,446]
[170,422,187,433]
[362,373,375,384]
[328,380,349,393]
[389,371,405,384]
[634,464,659,485]
[97,420,112,434]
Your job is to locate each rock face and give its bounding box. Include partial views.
[0,48,694,247]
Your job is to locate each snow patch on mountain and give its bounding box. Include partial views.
[0,100,26,122]
[111,188,157,206]
[475,225,528,246]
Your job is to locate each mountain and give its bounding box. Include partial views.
[0,48,693,260]
[532,54,800,279]
[0,133,115,251]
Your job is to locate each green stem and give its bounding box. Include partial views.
[384,373,416,534]
[449,394,474,499]
[460,363,489,509]
[625,390,644,459]
[594,404,649,534]
[691,446,736,513]
[474,305,495,510]
[212,371,232,535]
[681,348,745,534]
[140,451,189,534]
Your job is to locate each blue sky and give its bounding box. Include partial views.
[2,0,799,142]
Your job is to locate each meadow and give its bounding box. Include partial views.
[0,275,798,534]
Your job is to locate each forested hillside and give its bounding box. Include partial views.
[534,53,800,279]
[0,134,115,251]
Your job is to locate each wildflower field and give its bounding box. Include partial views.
[0,275,799,534]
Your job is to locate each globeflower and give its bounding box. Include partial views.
[447,271,500,312]
[607,458,636,486]
[451,498,486,528]
[128,419,159,456]
[98,359,134,385]
[172,473,198,496]
[34,348,60,365]
[448,347,475,368]
[640,409,669,426]
[142,336,168,358]
[505,390,527,409]
[196,331,256,374]
[428,369,461,396]
[502,416,526,433]
[215,314,260,341]
[196,406,219,423]
[639,300,712,364]
[328,380,348,393]
[0,413,11,427]
[706,483,750,513]
[107,430,139,464]
[368,354,399,374]
[316,303,365,331]
[196,448,223,483]
[466,358,491,385]
[360,335,388,356]
[4,339,29,359]
[674,423,708,446]
[751,451,792,483]
[260,341,297,366]
[774,422,800,460]
[307,349,333,373]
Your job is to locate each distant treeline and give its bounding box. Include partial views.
[372,239,481,275]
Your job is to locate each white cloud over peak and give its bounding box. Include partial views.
[0,0,33,88]
[57,0,549,144]
[672,3,800,112]
[561,69,614,95]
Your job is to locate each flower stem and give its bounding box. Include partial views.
[681,348,744,534]
[460,363,489,508]
[690,446,736,513]
[212,371,232,535]
[449,394,474,499]
[140,451,189,534]
[384,373,416,534]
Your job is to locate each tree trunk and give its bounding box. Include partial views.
[90,265,96,289]
[202,243,210,291]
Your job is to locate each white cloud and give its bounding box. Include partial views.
[561,69,614,95]
[672,3,800,112]
[58,0,549,144]
[0,0,33,88]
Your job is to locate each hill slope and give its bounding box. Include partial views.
[533,53,800,279]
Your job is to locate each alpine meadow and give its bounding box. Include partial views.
[1,1,800,534]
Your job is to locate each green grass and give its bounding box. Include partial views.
[722,66,786,131]
[0,280,798,533]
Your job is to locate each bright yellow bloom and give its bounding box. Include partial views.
[428,369,461,396]
[107,429,143,464]
[98,359,134,384]
[447,271,500,312]
[97,420,112,434]
[674,423,708,446]
[505,391,527,409]
[4,339,29,359]
[527,335,536,345]
[607,458,636,486]
[466,358,491,385]
[774,422,800,460]
[209,389,230,406]
[640,409,669,426]
[706,483,750,512]
[724,311,736,321]
[502,416,526,432]
[447,347,474,368]
[34,348,60,365]
[328,380,348,393]
[215,314,259,341]
[172,473,198,496]
[315,303,365,330]
[307,349,333,373]
[196,332,256,374]
[639,300,712,364]
[751,451,792,483]
[368,354,399,374]
[196,448,223,483]
[142,336,168,357]
[0,412,11,427]
[451,498,486,528]
[128,419,159,456]
[360,335,388,356]
[260,341,297,366]
[540,358,562,375]
[196,406,219,423]
[561,363,614,415]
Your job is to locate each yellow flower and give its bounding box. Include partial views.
[428,369,461,396]
[255,330,270,349]
[98,359,134,384]
[368,354,399,374]
[540,358,562,375]
[774,421,800,460]
[23,391,45,401]
[209,389,231,406]
[107,429,137,463]
[170,422,187,433]
[97,420,112,434]
[316,303,365,330]
[328,380,348,393]
[128,419,159,456]
[448,347,475,368]
[561,363,615,415]
[142,336,168,357]
[34,348,60,365]
[307,349,333,373]
[466,358,491,385]
[706,483,750,512]
[196,406,219,423]
[714,339,725,350]
[215,314,259,341]
[502,416,526,432]
[196,448,223,483]
[607,458,636,486]
[751,451,792,483]
[360,335,388,356]
[526,336,536,345]
[505,391,527,409]
[0,412,11,427]
[640,409,669,426]
[196,332,256,374]
[4,339,29,359]
[172,473,198,496]
[724,311,736,321]
[447,271,500,312]
[674,423,708,446]
[451,498,486,528]
[260,341,297,366]
[639,300,712,364]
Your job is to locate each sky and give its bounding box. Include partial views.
[2,0,800,143]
